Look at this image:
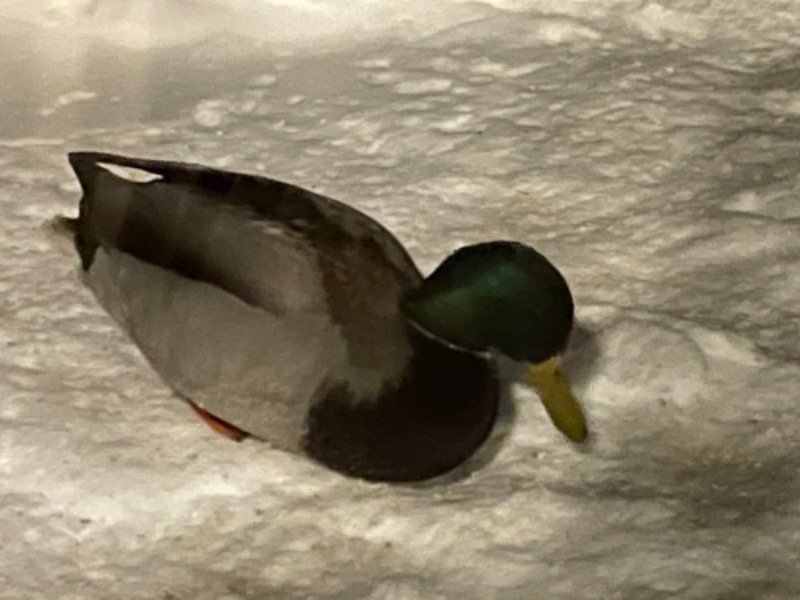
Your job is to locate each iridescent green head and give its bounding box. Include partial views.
[401,241,574,363]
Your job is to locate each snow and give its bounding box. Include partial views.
[3,0,800,598]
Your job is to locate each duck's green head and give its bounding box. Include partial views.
[401,241,587,442]
[401,241,574,363]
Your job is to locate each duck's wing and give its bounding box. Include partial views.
[68,152,422,309]
[67,152,423,444]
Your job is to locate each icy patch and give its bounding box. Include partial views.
[193,101,229,129]
[40,90,98,117]
[433,114,476,133]
[394,78,453,95]
[469,57,546,79]
[723,186,800,221]
[360,71,403,86]
[249,73,278,87]
[758,90,800,116]
[428,56,462,74]
[429,13,601,48]
[763,262,800,314]
[354,58,392,69]
[688,328,765,367]
[628,3,711,42]
[590,317,708,410]
[191,95,262,128]
[0,138,64,148]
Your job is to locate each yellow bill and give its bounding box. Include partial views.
[528,356,588,442]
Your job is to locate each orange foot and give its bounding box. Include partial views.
[188,401,249,442]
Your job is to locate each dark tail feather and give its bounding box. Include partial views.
[65,152,111,269]
[67,152,105,192]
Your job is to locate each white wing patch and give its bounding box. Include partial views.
[97,162,163,183]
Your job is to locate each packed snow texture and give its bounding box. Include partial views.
[3,1,800,598]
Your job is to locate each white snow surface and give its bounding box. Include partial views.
[3,1,800,598]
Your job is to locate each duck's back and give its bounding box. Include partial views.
[68,152,423,452]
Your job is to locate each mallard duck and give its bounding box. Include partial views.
[60,151,586,482]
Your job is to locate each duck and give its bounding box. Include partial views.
[60,151,587,482]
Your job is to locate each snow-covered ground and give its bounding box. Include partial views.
[3,1,800,598]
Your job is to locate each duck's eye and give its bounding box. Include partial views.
[97,162,163,184]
